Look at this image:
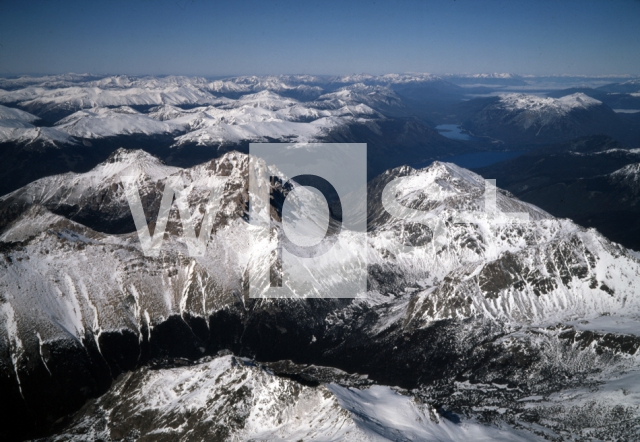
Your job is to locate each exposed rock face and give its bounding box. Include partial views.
[2,150,640,441]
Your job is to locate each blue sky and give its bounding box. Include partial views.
[0,0,639,76]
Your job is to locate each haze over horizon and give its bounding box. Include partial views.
[1,0,639,77]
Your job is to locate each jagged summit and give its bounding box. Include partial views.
[87,147,179,181]
[105,146,164,164]
[370,160,550,226]
[47,354,532,442]
[236,89,297,104]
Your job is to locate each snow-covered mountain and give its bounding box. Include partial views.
[0,104,39,123]
[0,148,239,234]
[444,73,528,87]
[460,92,638,146]
[2,149,640,440]
[0,74,471,195]
[459,73,521,79]
[0,104,73,146]
[0,74,105,91]
[367,161,640,325]
[165,90,381,147]
[597,78,640,94]
[205,75,325,99]
[54,106,183,138]
[499,92,602,113]
[0,123,74,146]
[0,84,216,123]
[316,83,404,111]
[56,106,183,138]
[0,73,455,113]
[47,355,538,441]
[610,162,640,191]
[8,150,637,327]
[0,79,396,146]
[3,72,640,441]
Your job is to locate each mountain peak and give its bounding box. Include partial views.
[556,92,602,108]
[99,148,178,181]
[105,147,160,163]
[499,92,602,113]
[610,163,640,190]
[424,160,486,186]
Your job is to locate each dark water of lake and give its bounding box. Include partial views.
[410,123,527,170]
[412,151,527,170]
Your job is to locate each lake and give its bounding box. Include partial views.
[435,124,474,140]
[410,123,527,170]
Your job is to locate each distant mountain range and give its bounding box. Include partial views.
[0,74,478,195]
[545,79,640,112]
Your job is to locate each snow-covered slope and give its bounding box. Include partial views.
[316,83,403,110]
[166,90,380,146]
[0,121,74,146]
[48,355,539,441]
[0,104,73,145]
[0,104,39,123]
[610,162,640,192]
[499,92,602,114]
[3,152,640,341]
[54,106,183,138]
[367,162,640,326]
[0,84,217,115]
